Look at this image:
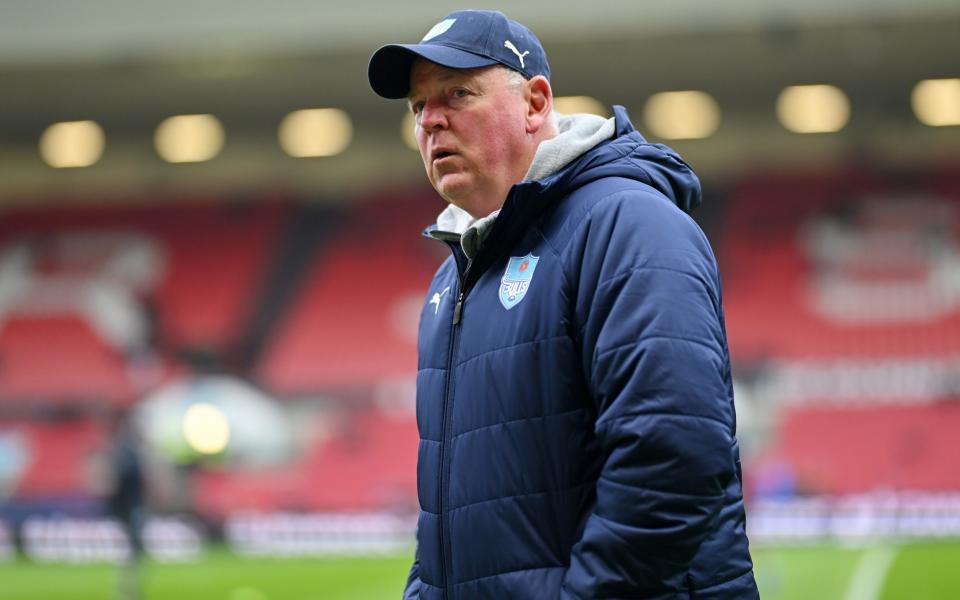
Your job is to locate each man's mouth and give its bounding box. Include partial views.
[431,149,457,162]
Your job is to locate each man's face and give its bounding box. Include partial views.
[408,60,531,218]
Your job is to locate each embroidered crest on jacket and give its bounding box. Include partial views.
[499,253,539,309]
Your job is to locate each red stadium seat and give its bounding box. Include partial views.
[0,315,132,404]
[0,199,290,404]
[770,402,960,495]
[192,409,418,516]
[1,419,106,498]
[258,188,443,394]
[722,170,960,361]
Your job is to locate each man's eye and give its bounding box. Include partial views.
[411,101,425,114]
[452,89,469,99]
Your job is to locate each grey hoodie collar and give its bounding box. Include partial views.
[434,111,615,258]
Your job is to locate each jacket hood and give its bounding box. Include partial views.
[535,105,701,214]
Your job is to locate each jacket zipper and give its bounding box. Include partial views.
[439,262,470,599]
[452,291,465,325]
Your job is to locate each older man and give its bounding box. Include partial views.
[369,10,758,599]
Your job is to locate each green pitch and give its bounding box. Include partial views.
[754,542,960,600]
[2,542,959,599]
[0,549,412,600]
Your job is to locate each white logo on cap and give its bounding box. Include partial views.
[504,40,530,69]
[422,18,456,42]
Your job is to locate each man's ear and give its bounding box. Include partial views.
[525,76,553,134]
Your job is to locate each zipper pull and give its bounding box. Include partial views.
[452,292,465,325]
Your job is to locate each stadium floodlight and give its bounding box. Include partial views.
[137,375,293,466]
[553,96,608,117]
[643,91,721,140]
[154,114,224,163]
[912,78,960,127]
[182,403,231,456]
[777,84,850,134]
[279,108,353,157]
[39,120,105,168]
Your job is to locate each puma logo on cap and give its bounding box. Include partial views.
[503,40,530,69]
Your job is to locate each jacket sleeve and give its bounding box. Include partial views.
[560,194,737,598]
[402,556,421,599]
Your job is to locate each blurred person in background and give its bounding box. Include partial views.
[105,408,148,600]
[369,9,757,600]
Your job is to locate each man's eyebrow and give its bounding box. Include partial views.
[408,69,473,100]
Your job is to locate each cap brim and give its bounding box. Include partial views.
[368,43,499,99]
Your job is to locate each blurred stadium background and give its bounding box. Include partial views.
[1,1,960,598]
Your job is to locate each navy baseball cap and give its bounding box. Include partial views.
[368,10,550,99]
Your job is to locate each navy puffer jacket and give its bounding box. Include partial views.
[407,107,757,599]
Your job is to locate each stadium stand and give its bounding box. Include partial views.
[0,199,291,405]
[768,402,960,495]
[4,172,960,516]
[722,170,960,360]
[256,188,444,395]
[147,203,290,353]
[0,315,132,404]
[192,408,418,517]
[724,169,960,497]
[0,419,105,498]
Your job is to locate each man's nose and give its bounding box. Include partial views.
[419,100,448,132]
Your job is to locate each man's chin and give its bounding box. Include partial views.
[434,175,472,204]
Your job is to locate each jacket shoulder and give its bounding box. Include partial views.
[543,177,715,278]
